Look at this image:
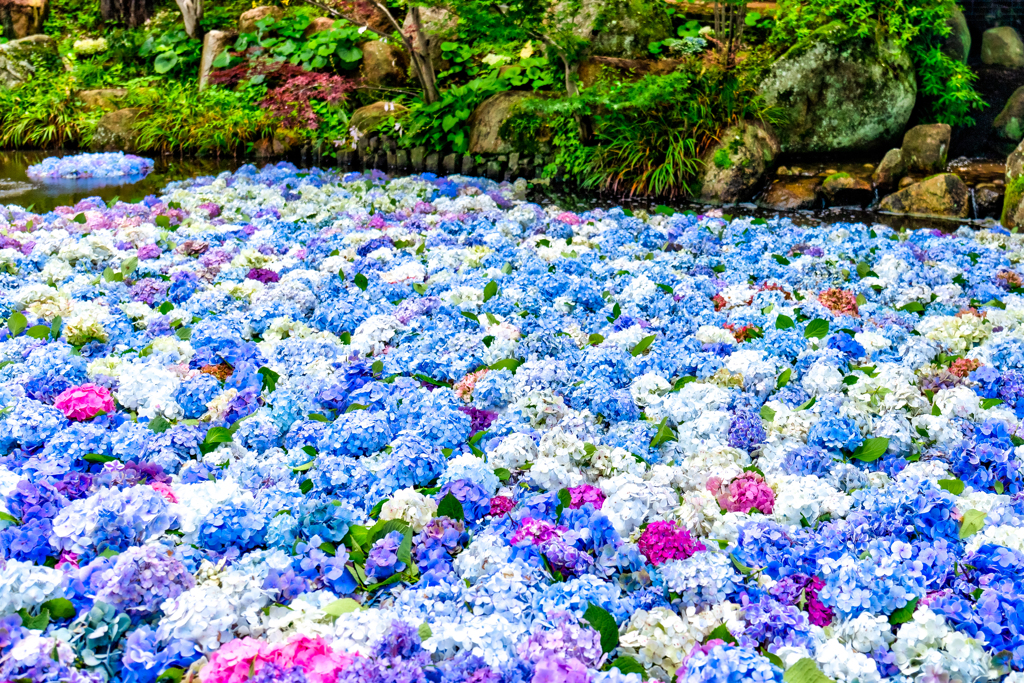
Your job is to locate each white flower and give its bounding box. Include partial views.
[380,488,437,531]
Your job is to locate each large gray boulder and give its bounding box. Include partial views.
[901,123,951,174]
[469,91,535,155]
[90,108,142,153]
[567,0,673,58]
[981,27,1024,68]
[878,173,969,218]
[1004,139,1024,229]
[699,121,780,204]
[941,7,970,63]
[0,34,59,89]
[994,86,1024,146]
[759,27,916,153]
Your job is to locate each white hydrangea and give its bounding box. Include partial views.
[487,433,538,470]
[618,605,740,681]
[0,559,64,614]
[453,533,512,581]
[933,385,982,420]
[814,639,882,683]
[965,524,1024,553]
[630,372,671,410]
[770,474,850,525]
[674,446,750,492]
[833,613,895,653]
[380,488,437,531]
[891,607,997,682]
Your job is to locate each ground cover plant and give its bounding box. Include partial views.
[0,162,1021,681]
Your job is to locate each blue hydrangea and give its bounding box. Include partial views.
[807,415,863,453]
[317,410,393,457]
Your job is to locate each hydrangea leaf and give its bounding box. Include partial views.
[850,438,888,462]
[959,509,987,539]
[437,493,465,521]
[583,602,619,653]
[6,311,26,337]
[775,314,794,330]
[783,657,834,683]
[889,597,918,625]
[630,335,657,357]
[611,656,646,678]
[41,598,76,620]
[937,479,964,495]
[804,319,829,339]
[323,598,361,617]
[483,281,499,301]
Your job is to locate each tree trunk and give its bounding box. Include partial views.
[370,0,438,103]
[174,0,203,38]
[100,0,153,27]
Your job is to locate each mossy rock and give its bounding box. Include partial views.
[994,86,1024,148]
[759,26,916,153]
[699,121,780,204]
[568,0,673,59]
[0,34,59,89]
[1003,139,1024,228]
[878,173,969,219]
[89,108,143,153]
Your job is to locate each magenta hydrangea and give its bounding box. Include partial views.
[708,471,775,514]
[637,520,705,566]
[568,484,604,510]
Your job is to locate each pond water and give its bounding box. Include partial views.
[0,151,243,213]
[0,151,1006,233]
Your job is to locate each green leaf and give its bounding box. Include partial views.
[412,282,428,295]
[18,607,49,631]
[483,280,498,302]
[704,623,737,644]
[323,598,361,617]
[850,437,889,462]
[959,509,987,539]
[121,256,139,278]
[889,597,918,625]
[937,478,965,495]
[153,51,179,74]
[354,273,368,291]
[83,453,117,464]
[211,49,231,68]
[762,649,785,669]
[783,657,834,683]
[41,598,76,620]
[0,511,18,524]
[776,369,791,389]
[583,602,619,653]
[730,553,754,575]
[760,405,776,422]
[489,358,522,373]
[204,426,233,445]
[158,301,174,315]
[436,493,465,521]
[772,254,790,265]
[494,468,511,482]
[25,325,50,339]
[72,212,87,224]
[7,311,26,337]
[804,319,830,339]
[630,335,656,357]
[155,215,171,229]
[258,366,280,393]
[610,656,646,678]
[995,480,1005,494]
[99,548,119,558]
[147,415,171,433]
[418,622,432,641]
[300,479,314,494]
[899,301,925,313]
[461,312,479,323]
[588,333,605,345]
[981,398,1004,409]
[156,667,184,683]
[649,417,677,447]
[175,326,191,341]
[775,315,794,330]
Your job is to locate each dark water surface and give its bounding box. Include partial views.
[0,151,243,213]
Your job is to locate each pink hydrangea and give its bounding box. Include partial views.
[805,576,833,627]
[53,383,115,421]
[567,484,604,510]
[200,637,272,683]
[637,520,705,566]
[268,635,357,683]
[151,482,178,503]
[137,243,162,260]
[555,212,581,226]
[708,471,775,514]
[511,517,561,546]
[490,495,515,516]
[453,369,488,402]
[200,636,356,683]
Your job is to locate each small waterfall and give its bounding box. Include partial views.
[969,188,977,220]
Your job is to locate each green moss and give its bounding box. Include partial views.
[713,148,733,170]
[824,172,851,183]
[1003,174,1024,227]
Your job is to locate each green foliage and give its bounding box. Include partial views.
[139,29,202,77]
[0,72,94,149]
[122,83,277,155]
[232,15,364,72]
[770,0,986,126]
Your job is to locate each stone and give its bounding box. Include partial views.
[469,91,535,155]
[395,149,409,170]
[360,40,407,87]
[878,173,970,218]
[302,17,335,37]
[0,34,58,89]
[901,123,951,174]
[981,27,1024,68]
[759,30,916,153]
[759,178,821,211]
[238,6,282,34]
[994,86,1024,145]
[443,153,457,174]
[0,0,48,39]
[899,176,915,189]
[253,135,289,157]
[1003,138,1024,228]
[402,7,456,66]
[461,155,474,176]
[698,121,780,205]
[350,101,409,134]
[411,146,425,171]
[77,88,128,111]
[425,152,439,173]
[486,160,502,179]
[941,7,970,63]
[578,56,684,88]
[822,173,873,207]
[567,0,673,58]
[973,184,1003,219]
[198,30,236,90]
[872,148,905,191]
[90,108,142,153]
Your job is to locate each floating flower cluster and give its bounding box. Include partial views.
[26,152,154,180]
[0,162,1022,683]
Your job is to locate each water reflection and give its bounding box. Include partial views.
[0,151,244,212]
